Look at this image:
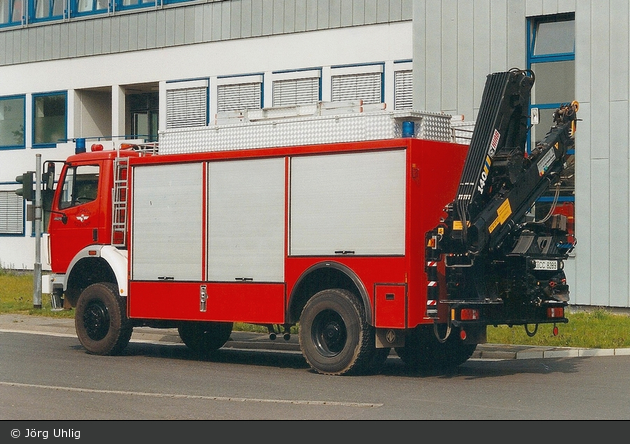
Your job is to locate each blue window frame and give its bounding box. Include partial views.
[115,0,156,11]
[3,0,200,25]
[527,13,575,228]
[528,14,575,145]
[0,95,26,149]
[30,0,64,22]
[71,0,108,16]
[0,0,24,26]
[32,91,67,148]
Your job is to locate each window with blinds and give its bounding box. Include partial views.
[394,70,413,110]
[165,80,208,129]
[0,191,23,235]
[272,77,320,107]
[331,72,382,104]
[217,82,262,113]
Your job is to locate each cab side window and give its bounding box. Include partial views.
[59,165,100,209]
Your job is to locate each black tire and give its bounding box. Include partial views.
[395,325,477,371]
[178,321,233,355]
[298,289,378,376]
[75,282,132,356]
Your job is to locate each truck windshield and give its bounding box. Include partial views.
[59,164,100,209]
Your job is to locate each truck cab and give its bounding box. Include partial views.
[46,145,141,308]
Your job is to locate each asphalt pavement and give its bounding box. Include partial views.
[1,313,629,361]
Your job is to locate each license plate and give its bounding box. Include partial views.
[533,259,558,271]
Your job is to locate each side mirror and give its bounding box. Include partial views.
[49,210,68,225]
[43,162,56,191]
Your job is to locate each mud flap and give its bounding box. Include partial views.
[375,328,405,348]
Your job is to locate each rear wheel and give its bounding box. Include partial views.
[395,325,476,371]
[178,321,233,355]
[75,282,132,355]
[299,289,381,376]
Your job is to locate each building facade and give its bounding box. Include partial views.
[414,0,630,310]
[1,0,629,310]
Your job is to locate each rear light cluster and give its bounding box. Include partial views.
[547,307,564,319]
[451,308,480,321]
[547,307,564,336]
[460,308,480,320]
[449,308,481,341]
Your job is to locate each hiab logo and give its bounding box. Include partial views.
[489,129,500,157]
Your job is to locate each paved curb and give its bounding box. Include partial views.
[1,313,626,360]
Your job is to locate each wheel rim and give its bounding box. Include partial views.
[311,309,347,357]
[83,300,110,341]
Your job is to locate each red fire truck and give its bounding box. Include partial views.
[32,69,577,376]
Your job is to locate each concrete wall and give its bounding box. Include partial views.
[574,0,630,308]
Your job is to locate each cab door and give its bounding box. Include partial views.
[48,163,103,273]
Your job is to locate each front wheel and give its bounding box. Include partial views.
[299,289,380,376]
[75,282,132,355]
